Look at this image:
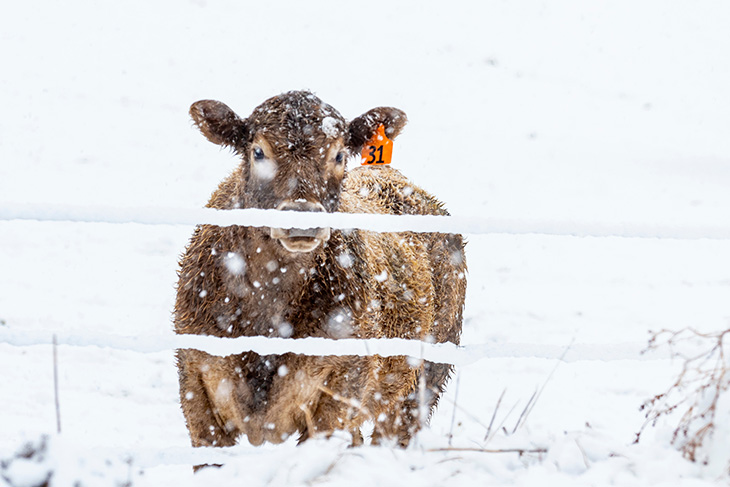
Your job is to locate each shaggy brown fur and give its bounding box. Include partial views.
[175,91,466,451]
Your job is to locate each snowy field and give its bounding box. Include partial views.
[2,1,730,485]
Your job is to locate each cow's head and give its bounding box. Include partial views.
[190,91,407,253]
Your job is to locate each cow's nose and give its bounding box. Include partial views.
[276,199,326,213]
[270,199,331,253]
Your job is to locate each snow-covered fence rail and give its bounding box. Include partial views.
[2,202,730,240]
[0,202,717,362]
[0,328,665,364]
[0,202,718,363]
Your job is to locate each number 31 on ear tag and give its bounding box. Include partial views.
[361,124,393,165]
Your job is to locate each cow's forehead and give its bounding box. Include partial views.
[249,91,347,148]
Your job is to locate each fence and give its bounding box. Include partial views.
[2,202,726,362]
[3,202,730,240]
[1,203,728,470]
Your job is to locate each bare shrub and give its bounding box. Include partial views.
[637,327,730,472]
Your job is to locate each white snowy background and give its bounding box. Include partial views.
[1,1,730,485]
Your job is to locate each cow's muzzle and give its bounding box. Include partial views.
[270,200,331,253]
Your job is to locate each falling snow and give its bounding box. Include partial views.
[336,252,354,268]
[1,1,730,486]
[223,252,246,276]
[277,322,293,337]
[326,308,354,339]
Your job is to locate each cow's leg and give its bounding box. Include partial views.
[177,349,238,471]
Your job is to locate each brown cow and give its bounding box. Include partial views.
[174,91,466,452]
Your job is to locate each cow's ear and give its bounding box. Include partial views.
[347,107,407,153]
[190,100,249,152]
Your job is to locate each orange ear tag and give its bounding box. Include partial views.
[361,124,393,166]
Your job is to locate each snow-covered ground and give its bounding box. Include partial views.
[2,1,730,485]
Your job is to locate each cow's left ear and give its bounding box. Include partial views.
[347,107,407,153]
[190,100,250,153]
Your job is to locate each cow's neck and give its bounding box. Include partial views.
[227,226,323,337]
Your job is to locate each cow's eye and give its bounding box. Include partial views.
[334,151,345,165]
[253,147,265,161]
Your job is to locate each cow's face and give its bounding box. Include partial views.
[190,90,407,253]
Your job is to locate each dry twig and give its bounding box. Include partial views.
[53,334,61,434]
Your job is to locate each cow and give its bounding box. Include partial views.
[174,91,466,451]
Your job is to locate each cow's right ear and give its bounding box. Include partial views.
[347,107,407,154]
[190,100,249,152]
